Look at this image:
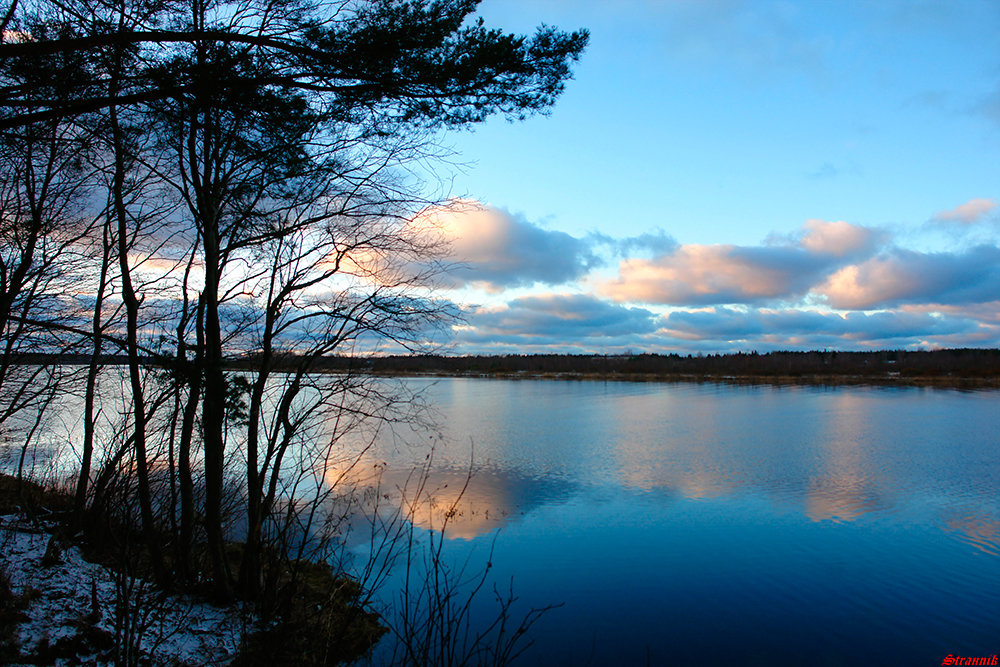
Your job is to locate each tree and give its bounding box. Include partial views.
[1,0,587,609]
[144,0,587,597]
[0,15,100,513]
[1,0,586,131]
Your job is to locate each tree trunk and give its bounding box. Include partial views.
[110,91,167,587]
[176,295,202,581]
[200,223,232,597]
[75,220,112,521]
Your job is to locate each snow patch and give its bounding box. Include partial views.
[1,515,250,666]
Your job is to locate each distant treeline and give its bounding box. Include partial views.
[313,348,1000,381]
[14,349,1000,382]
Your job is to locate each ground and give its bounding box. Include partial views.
[1,514,248,666]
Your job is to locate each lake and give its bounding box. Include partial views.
[341,377,1000,666]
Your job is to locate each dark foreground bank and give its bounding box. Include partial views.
[0,474,382,666]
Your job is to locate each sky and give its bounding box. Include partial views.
[415,0,1000,355]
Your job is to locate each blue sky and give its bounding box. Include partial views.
[417,0,1000,354]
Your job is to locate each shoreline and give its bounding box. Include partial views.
[362,369,1000,389]
[10,350,1000,389]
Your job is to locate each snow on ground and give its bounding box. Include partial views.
[1,514,249,666]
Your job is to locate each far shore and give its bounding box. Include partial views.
[10,348,1000,389]
[362,368,1000,389]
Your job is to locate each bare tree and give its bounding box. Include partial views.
[0,15,100,512]
[1,2,587,660]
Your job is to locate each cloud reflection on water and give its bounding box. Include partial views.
[940,507,1000,557]
[322,453,575,541]
[324,379,1000,556]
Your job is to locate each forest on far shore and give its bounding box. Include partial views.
[16,348,1000,383]
[327,348,1000,381]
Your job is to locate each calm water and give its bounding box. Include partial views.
[343,378,1000,666]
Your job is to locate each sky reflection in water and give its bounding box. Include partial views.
[338,379,1000,666]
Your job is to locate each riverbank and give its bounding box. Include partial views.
[0,474,383,666]
[0,475,245,665]
[365,369,1000,389]
[314,349,1000,389]
[12,349,1000,389]
[1,513,245,666]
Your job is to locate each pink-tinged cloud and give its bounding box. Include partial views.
[601,220,879,306]
[901,301,1000,325]
[416,202,599,291]
[798,219,880,257]
[817,246,1000,310]
[601,245,807,304]
[932,198,998,225]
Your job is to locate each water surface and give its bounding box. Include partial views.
[345,378,1000,666]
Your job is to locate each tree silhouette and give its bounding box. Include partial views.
[1,0,588,607]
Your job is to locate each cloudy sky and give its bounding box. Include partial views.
[422,0,1000,354]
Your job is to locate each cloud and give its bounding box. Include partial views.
[406,206,1000,353]
[931,198,998,225]
[601,244,815,305]
[817,245,1000,310]
[589,229,678,258]
[796,219,882,257]
[901,301,1000,325]
[419,202,600,291]
[464,293,660,340]
[449,293,664,353]
[601,220,880,306]
[650,306,998,352]
[449,299,999,355]
[902,90,949,111]
[663,307,978,343]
